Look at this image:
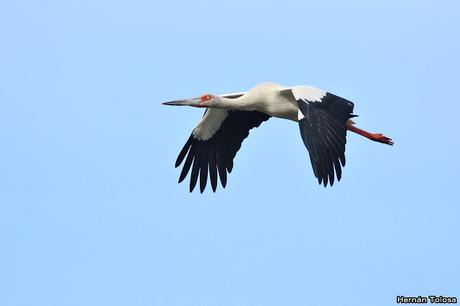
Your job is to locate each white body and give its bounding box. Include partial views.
[221,82,299,121]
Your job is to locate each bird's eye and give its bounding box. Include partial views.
[200,95,212,102]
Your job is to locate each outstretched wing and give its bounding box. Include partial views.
[284,86,355,187]
[175,109,270,193]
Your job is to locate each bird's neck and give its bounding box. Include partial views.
[217,95,261,112]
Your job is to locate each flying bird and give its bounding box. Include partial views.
[163,82,393,193]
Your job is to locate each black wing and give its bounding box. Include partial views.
[297,93,355,186]
[175,110,270,193]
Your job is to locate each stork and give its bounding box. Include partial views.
[163,82,393,193]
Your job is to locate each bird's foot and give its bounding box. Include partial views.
[370,133,394,145]
[346,123,393,145]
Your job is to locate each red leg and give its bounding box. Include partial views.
[346,121,393,145]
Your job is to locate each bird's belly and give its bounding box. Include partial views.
[265,100,298,122]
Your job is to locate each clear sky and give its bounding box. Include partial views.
[1,0,459,305]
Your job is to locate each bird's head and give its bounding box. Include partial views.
[162,94,219,108]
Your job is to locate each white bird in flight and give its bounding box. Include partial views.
[163,82,393,193]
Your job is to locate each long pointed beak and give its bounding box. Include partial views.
[162,98,198,106]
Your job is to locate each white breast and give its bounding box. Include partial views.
[243,83,299,121]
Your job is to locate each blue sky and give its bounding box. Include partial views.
[1,0,459,305]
